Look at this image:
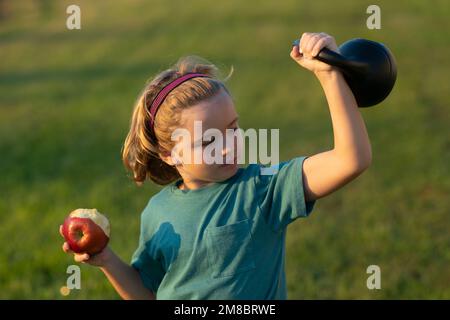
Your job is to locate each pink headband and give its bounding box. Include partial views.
[148,72,210,129]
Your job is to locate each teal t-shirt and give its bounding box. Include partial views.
[131,156,316,299]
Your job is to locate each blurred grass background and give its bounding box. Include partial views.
[0,0,449,299]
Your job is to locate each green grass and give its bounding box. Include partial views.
[0,0,449,299]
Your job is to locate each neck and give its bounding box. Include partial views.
[178,178,215,190]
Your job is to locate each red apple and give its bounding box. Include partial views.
[62,208,110,255]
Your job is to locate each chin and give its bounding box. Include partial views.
[218,163,240,179]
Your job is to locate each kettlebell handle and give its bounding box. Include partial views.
[316,48,369,76]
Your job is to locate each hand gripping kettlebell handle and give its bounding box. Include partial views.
[292,39,368,76]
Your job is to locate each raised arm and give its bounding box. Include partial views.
[290,32,372,201]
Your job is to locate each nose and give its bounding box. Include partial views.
[221,139,238,164]
[222,146,233,160]
[222,146,232,157]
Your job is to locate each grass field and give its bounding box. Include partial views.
[0,0,449,299]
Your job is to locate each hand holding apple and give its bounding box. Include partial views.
[61,208,110,256]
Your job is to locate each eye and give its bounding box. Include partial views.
[202,136,215,146]
[229,122,239,131]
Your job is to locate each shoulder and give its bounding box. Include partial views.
[243,157,306,181]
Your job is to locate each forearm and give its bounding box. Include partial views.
[100,251,155,300]
[315,70,372,168]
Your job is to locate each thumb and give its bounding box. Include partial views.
[290,45,302,61]
[290,46,310,68]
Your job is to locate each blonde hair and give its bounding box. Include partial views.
[122,56,233,186]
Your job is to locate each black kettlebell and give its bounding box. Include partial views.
[292,38,397,107]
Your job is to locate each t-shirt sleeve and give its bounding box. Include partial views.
[253,156,316,232]
[130,213,165,295]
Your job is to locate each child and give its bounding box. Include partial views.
[60,32,372,299]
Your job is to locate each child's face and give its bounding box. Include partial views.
[170,88,241,185]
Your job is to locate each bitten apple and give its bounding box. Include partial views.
[62,208,110,255]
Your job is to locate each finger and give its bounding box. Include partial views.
[59,225,64,238]
[299,32,310,55]
[304,34,321,58]
[311,36,332,57]
[62,242,72,253]
[74,253,90,263]
[291,50,311,69]
[291,47,308,69]
[290,45,301,59]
